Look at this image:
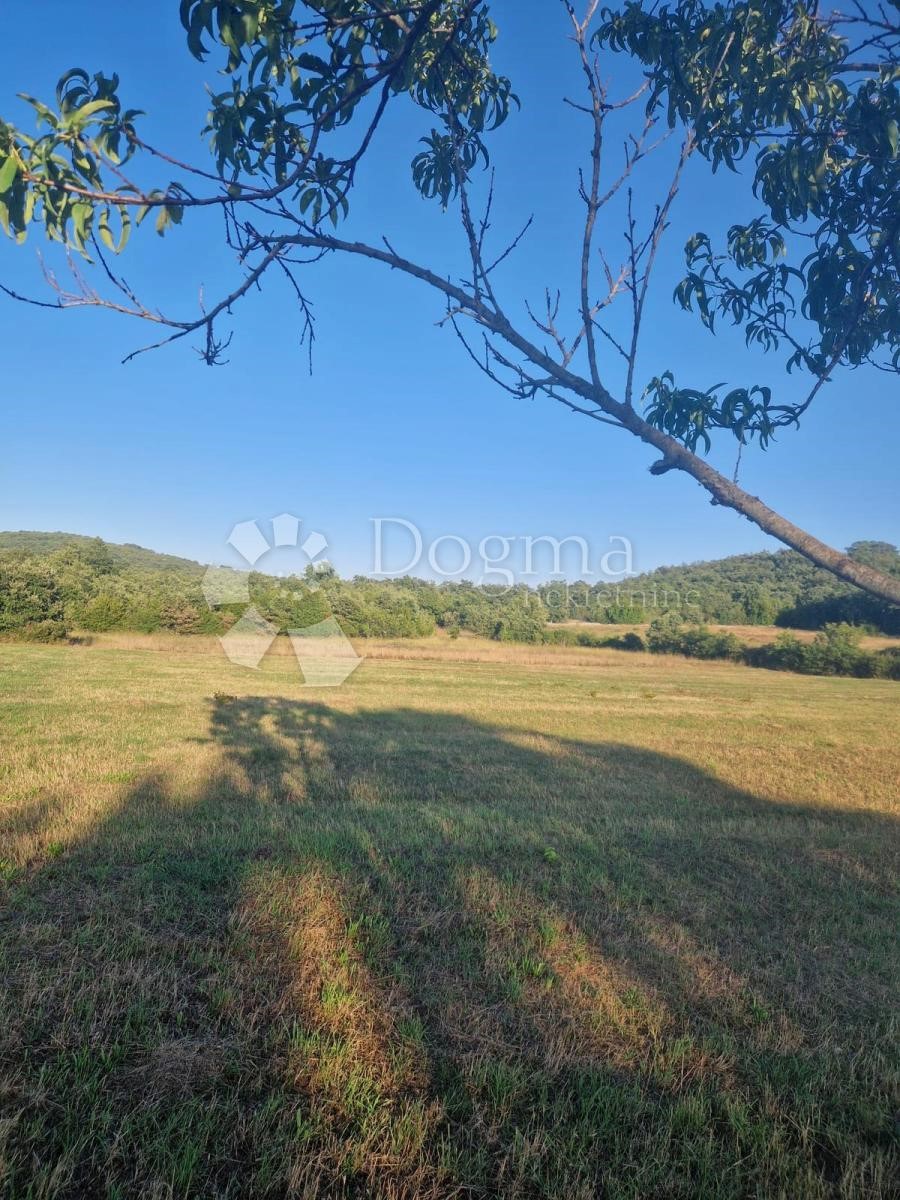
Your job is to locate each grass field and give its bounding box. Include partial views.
[1,636,898,1198]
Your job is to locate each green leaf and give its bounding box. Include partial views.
[0,154,18,192]
[97,210,116,251]
[71,99,115,122]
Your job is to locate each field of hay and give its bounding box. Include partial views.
[0,635,898,1198]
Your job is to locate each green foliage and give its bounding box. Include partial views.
[11,618,67,642]
[1,533,898,669]
[740,583,778,626]
[493,598,547,644]
[647,617,894,679]
[78,592,129,632]
[746,623,888,677]
[0,2,513,256]
[598,1,900,448]
[544,625,648,652]
[249,573,331,630]
[604,601,646,624]
[643,370,790,453]
[645,611,689,654]
[544,543,900,634]
[0,555,67,638]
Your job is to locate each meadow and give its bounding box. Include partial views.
[0,635,898,1198]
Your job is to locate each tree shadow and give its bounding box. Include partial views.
[1,696,897,1198]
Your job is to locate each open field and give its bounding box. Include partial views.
[1,637,898,1198]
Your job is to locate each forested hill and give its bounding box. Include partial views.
[0,531,202,575]
[613,542,900,630]
[0,531,898,639]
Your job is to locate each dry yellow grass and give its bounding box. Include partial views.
[0,635,898,1198]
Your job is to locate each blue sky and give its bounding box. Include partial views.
[1,1,896,581]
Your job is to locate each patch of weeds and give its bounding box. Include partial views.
[0,859,20,883]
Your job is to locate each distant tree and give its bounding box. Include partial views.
[494,597,547,643]
[78,591,129,631]
[1,2,897,607]
[604,601,647,624]
[739,584,778,625]
[81,537,115,574]
[847,541,900,575]
[0,557,66,637]
[159,600,207,634]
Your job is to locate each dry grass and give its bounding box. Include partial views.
[0,636,898,1198]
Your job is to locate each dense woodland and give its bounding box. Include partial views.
[1,531,898,640]
[543,541,900,632]
[1,532,898,680]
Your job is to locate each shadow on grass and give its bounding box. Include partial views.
[1,696,897,1199]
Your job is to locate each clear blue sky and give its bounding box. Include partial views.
[1,1,896,580]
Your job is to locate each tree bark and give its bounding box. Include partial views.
[288,230,900,608]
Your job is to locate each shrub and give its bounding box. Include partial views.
[747,624,884,678]
[615,631,647,652]
[0,560,65,632]
[804,623,868,676]
[159,602,207,634]
[876,647,900,680]
[646,612,686,654]
[576,630,609,648]
[78,593,129,632]
[15,619,68,642]
[543,627,580,646]
[747,631,808,673]
[604,602,646,624]
[680,626,743,660]
[646,615,742,662]
[494,607,546,644]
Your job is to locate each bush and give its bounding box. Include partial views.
[494,607,546,644]
[613,631,646,652]
[543,627,580,646]
[646,614,742,662]
[159,602,208,634]
[747,624,886,678]
[14,619,68,642]
[876,646,900,680]
[78,593,129,632]
[0,560,65,633]
[804,623,869,676]
[604,602,646,624]
[646,612,687,654]
[746,631,808,673]
[576,630,609,648]
[680,626,743,660]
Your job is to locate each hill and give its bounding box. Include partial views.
[0,530,898,640]
[0,531,203,575]
[541,541,900,633]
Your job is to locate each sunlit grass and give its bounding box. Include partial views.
[0,637,898,1197]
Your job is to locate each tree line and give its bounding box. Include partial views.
[1,533,898,650]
